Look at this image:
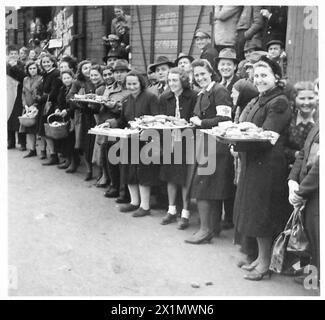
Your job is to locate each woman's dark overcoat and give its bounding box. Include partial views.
[7,62,25,132]
[288,124,319,270]
[233,86,292,238]
[190,82,235,200]
[284,110,315,165]
[35,68,62,136]
[54,84,75,156]
[113,89,160,186]
[66,78,97,161]
[159,88,197,185]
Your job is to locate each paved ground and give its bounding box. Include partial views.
[8,147,319,297]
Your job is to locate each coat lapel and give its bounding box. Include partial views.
[305,125,319,159]
[245,87,285,123]
[245,97,260,122]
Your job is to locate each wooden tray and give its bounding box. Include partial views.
[200,129,270,144]
[137,124,194,130]
[71,98,105,104]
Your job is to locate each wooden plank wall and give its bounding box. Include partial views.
[84,6,106,63]
[130,5,212,73]
[286,6,318,83]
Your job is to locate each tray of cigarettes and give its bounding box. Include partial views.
[201,121,279,145]
[88,123,139,138]
[129,115,194,130]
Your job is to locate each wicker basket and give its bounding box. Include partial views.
[44,113,69,140]
[18,115,37,127]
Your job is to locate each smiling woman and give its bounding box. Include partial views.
[234,55,292,281]
[106,70,160,218]
[185,58,235,245]
[35,53,62,165]
[284,81,317,166]
[158,67,197,229]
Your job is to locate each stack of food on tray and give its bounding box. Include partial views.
[72,93,110,104]
[89,122,139,138]
[202,121,279,144]
[129,115,192,129]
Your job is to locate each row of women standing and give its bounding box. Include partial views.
[19,53,319,284]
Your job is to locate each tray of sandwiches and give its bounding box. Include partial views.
[129,115,194,130]
[201,121,279,145]
[88,123,139,138]
[71,94,110,104]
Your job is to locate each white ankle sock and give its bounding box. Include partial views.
[168,205,177,215]
[181,209,190,219]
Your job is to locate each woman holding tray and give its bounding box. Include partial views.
[92,63,130,189]
[185,59,234,244]
[158,67,197,230]
[102,60,131,201]
[90,63,116,187]
[233,56,292,281]
[66,60,96,180]
[106,70,160,218]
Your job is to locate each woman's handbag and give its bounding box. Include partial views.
[287,203,310,256]
[269,203,310,273]
[269,214,294,273]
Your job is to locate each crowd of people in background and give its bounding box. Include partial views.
[6,6,319,287]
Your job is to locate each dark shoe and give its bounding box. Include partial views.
[221,220,234,230]
[119,204,140,213]
[244,267,272,281]
[19,145,27,151]
[42,154,59,166]
[177,217,190,230]
[39,150,47,160]
[116,196,130,204]
[65,160,77,173]
[84,172,93,181]
[96,181,108,188]
[184,232,213,244]
[161,213,177,225]
[57,160,71,169]
[132,208,151,217]
[7,144,15,150]
[66,167,77,173]
[23,150,37,158]
[104,188,119,198]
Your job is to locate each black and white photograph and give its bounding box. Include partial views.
[3,1,321,300]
